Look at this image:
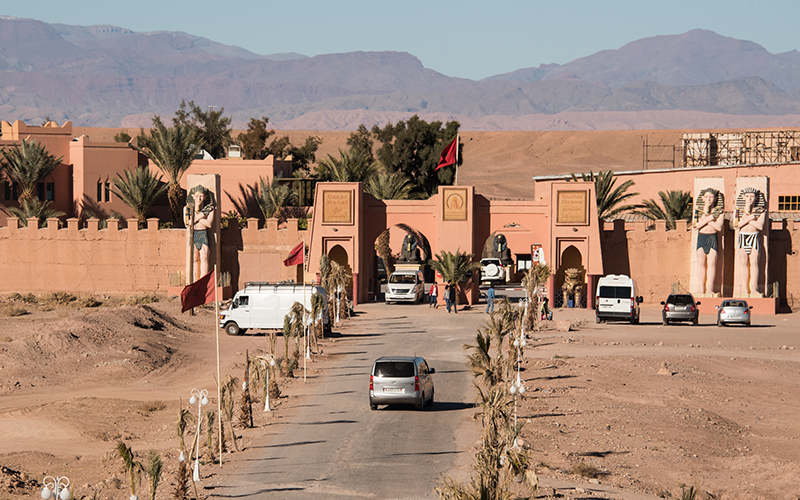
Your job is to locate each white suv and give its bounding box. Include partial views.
[480,258,505,284]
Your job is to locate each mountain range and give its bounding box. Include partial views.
[2,16,800,131]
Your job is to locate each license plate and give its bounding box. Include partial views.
[384,388,402,393]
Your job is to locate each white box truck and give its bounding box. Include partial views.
[595,274,643,324]
[219,282,329,335]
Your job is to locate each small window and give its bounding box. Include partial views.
[97,182,103,202]
[238,296,249,307]
[36,182,44,200]
[778,195,800,211]
[516,254,532,272]
[105,182,111,202]
[46,182,54,201]
[599,286,632,299]
[374,361,415,378]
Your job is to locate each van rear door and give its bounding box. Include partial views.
[598,285,632,315]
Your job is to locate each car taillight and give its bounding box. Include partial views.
[744,309,750,314]
[370,375,373,391]
[415,376,420,392]
[690,305,696,312]
[630,298,635,309]
[720,308,726,315]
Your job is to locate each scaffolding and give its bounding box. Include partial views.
[681,130,800,167]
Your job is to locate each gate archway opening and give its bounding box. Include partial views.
[555,245,586,308]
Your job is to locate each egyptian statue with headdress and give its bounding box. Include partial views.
[185,185,217,277]
[693,188,725,295]
[734,186,767,296]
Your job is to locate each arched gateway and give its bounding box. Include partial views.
[303,182,604,308]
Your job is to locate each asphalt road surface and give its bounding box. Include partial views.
[209,302,484,499]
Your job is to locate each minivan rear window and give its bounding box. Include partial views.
[374,362,415,377]
[599,286,631,299]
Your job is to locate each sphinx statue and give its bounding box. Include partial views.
[397,233,422,263]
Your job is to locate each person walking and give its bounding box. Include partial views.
[429,282,438,308]
[449,281,458,314]
[485,284,495,313]
[444,282,452,312]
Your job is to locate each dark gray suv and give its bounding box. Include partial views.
[661,294,700,325]
[369,356,435,410]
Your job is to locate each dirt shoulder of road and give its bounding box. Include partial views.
[1,299,799,500]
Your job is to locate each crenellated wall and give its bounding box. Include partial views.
[0,217,309,295]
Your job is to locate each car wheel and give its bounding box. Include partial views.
[662,316,668,325]
[427,389,434,406]
[630,315,639,325]
[416,393,425,411]
[596,315,601,324]
[370,404,378,411]
[224,322,240,336]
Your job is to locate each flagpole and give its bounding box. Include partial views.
[213,265,223,466]
[454,134,460,186]
[302,238,308,383]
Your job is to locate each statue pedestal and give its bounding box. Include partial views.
[395,263,423,273]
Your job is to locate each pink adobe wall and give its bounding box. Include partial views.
[174,156,293,216]
[0,217,184,294]
[0,121,75,224]
[70,135,148,220]
[221,217,309,289]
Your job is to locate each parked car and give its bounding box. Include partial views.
[480,258,505,284]
[595,274,643,324]
[369,356,435,410]
[716,300,752,326]
[661,294,700,325]
[385,270,424,304]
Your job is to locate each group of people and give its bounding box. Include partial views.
[428,281,459,313]
[427,282,552,320]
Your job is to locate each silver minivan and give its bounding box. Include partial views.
[369,356,435,410]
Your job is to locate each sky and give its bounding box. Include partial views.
[5,0,800,80]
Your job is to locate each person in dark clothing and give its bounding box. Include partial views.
[444,282,452,312]
[449,281,457,313]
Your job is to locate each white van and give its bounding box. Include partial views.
[385,270,424,304]
[219,282,329,335]
[595,274,643,324]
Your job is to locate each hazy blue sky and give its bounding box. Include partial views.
[6,0,799,80]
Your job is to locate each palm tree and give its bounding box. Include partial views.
[521,263,551,332]
[220,374,240,451]
[175,405,194,462]
[315,148,378,182]
[115,440,144,500]
[111,166,168,226]
[3,198,65,228]
[428,249,481,310]
[146,449,163,500]
[136,120,202,224]
[365,169,415,200]
[570,170,639,221]
[255,177,298,222]
[0,139,62,204]
[330,261,352,322]
[637,190,693,230]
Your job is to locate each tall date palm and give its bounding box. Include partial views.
[136,120,202,225]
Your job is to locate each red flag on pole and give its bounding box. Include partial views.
[181,270,216,313]
[435,136,458,171]
[284,241,304,267]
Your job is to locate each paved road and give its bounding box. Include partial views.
[209,302,486,499]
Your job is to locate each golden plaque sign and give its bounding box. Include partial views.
[323,190,353,224]
[557,190,588,224]
[443,187,468,221]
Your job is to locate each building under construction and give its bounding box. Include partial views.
[683,130,800,167]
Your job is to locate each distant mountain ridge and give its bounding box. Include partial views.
[1,17,799,130]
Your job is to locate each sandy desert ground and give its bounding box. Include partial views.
[1,294,799,500]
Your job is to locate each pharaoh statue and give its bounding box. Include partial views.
[397,233,421,263]
[489,234,514,266]
[184,185,216,278]
[734,187,767,296]
[694,188,725,295]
